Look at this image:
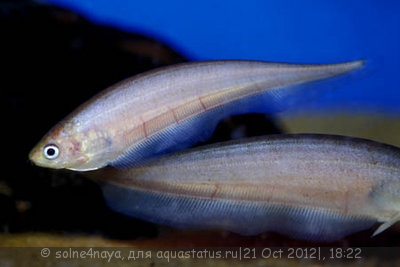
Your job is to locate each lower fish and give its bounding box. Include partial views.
[29,60,364,171]
[87,134,400,242]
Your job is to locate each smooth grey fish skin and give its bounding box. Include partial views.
[29,60,364,171]
[87,134,400,242]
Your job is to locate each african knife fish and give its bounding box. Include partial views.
[29,60,364,171]
[87,134,400,242]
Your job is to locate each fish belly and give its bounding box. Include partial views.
[100,181,376,242]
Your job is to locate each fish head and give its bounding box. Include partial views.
[29,120,100,171]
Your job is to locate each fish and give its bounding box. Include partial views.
[87,134,400,242]
[29,60,364,171]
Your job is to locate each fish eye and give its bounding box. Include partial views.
[43,144,59,160]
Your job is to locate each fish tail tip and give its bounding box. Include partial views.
[329,59,366,74]
[371,213,400,237]
[357,59,366,66]
[347,59,366,69]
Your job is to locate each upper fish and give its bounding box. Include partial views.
[87,134,400,242]
[29,60,364,171]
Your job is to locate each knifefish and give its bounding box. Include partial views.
[87,134,400,242]
[29,60,364,171]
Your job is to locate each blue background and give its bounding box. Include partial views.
[44,0,400,113]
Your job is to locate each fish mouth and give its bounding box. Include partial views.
[27,146,56,169]
[28,147,41,166]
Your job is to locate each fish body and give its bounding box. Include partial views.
[29,60,364,171]
[88,134,400,241]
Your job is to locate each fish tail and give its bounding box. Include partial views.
[372,212,400,237]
